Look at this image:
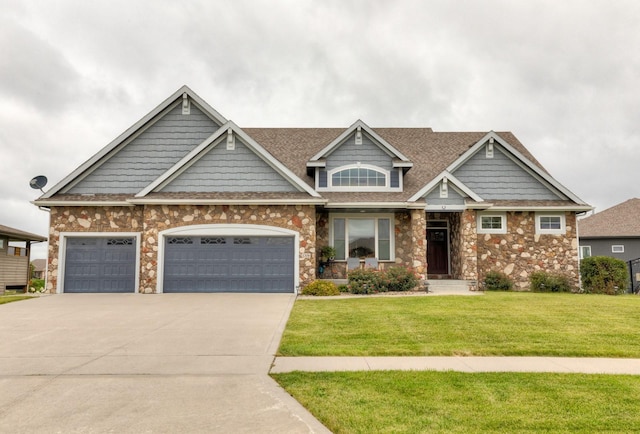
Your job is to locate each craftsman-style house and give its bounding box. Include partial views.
[34,86,590,293]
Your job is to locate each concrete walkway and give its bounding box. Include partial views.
[271,356,640,375]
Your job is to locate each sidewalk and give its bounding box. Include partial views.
[271,356,640,375]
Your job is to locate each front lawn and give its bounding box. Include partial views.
[279,292,640,357]
[272,371,640,433]
[0,295,33,305]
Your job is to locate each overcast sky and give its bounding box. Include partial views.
[1,0,639,259]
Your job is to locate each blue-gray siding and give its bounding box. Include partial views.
[580,237,640,263]
[424,183,466,206]
[67,104,220,194]
[452,147,564,200]
[326,133,393,171]
[161,138,299,193]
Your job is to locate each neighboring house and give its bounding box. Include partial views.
[31,258,46,279]
[0,224,47,293]
[33,86,590,294]
[578,198,640,262]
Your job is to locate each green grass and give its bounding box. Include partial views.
[272,371,640,433]
[0,294,33,305]
[279,292,640,357]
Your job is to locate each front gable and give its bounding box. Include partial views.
[136,122,321,198]
[41,85,227,198]
[307,120,412,192]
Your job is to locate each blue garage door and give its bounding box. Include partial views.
[163,236,294,293]
[64,237,136,293]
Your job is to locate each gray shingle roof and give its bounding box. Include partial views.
[579,198,640,238]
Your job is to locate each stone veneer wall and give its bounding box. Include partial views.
[460,210,479,281]
[475,211,579,290]
[47,204,316,294]
[46,206,144,293]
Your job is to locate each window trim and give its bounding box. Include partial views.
[477,212,507,234]
[329,213,395,261]
[612,245,625,253]
[535,213,566,235]
[319,164,401,192]
[579,245,591,259]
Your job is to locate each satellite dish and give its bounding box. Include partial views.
[29,175,48,193]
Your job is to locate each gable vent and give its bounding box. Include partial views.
[181,93,190,115]
[486,137,494,159]
[440,177,448,198]
[226,129,235,150]
[355,126,363,145]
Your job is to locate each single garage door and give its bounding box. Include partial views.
[64,237,136,293]
[163,235,294,293]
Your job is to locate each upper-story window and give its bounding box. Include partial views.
[319,164,400,191]
[332,166,386,187]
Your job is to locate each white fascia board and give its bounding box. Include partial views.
[447,131,589,206]
[42,85,228,199]
[127,198,326,205]
[408,171,483,203]
[486,205,594,212]
[135,126,228,197]
[31,200,134,207]
[230,122,322,197]
[306,161,326,168]
[425,204,468,211]
[324,202,423,209]
[308,119,411,162]
[136,121,321,199]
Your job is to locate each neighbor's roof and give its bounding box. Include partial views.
[579,198,640,238]
[0,224,47,242]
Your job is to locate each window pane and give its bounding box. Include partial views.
[333,218,346,260]
[378,219,390,260]
[331,168,386,187]
[540,216,561,230]
[348,219,375,258]
[481,216,502,229]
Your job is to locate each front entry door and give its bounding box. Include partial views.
[427,228,449,275]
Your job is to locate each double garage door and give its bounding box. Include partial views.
[63,235,295,293]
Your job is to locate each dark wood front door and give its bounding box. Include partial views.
[427,228,449,275]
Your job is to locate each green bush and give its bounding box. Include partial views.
[483,270,514,291]
[28,278,45,293]
[530,271,573,293]
[301,280,340,296]
[580,256,628,295]
[383,267,419,292]
[347,266,420,294]
[337,284,349,293]
[347,268,384,294]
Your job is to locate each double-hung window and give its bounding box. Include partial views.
[331,214,393,261]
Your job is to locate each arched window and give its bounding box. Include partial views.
[329,165,388,188]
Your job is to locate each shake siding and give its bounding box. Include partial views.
[326,134,392,170]
[425,185,465,206]
[67,105,220,194]
[452,148,562,200]
[162,139,299,192]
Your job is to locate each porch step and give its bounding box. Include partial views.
[425,279,478,294]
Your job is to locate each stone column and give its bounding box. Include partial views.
[410,209,427,280]
[460,209,478,281]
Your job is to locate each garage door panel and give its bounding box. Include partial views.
[163,235,294,293]
[64,237,136,293]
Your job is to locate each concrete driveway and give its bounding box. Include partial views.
[0,294,330,433]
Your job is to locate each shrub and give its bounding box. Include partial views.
[301,280,340,296]
[483,270,513,291]
[530,271,573,293]
[384,267,419,292]
[28,278,45,293]
[580,256,628,295]
[347,268,384,294]
[337,284,349,293]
